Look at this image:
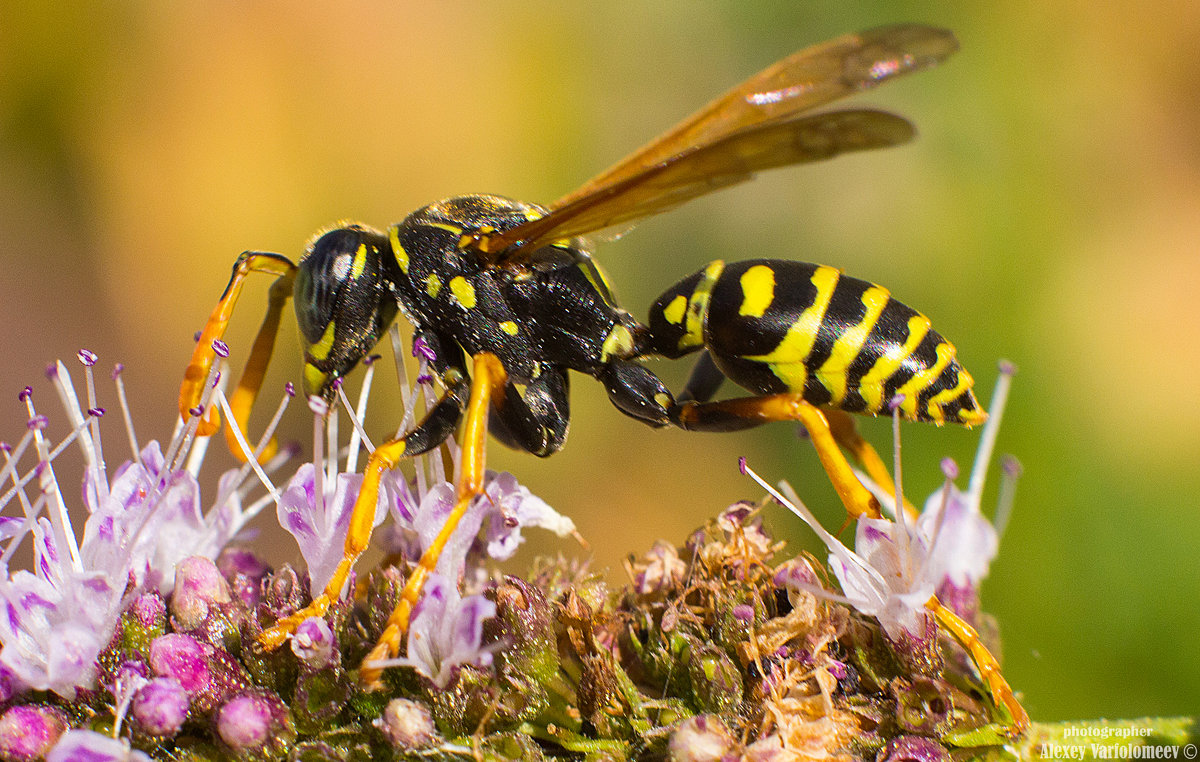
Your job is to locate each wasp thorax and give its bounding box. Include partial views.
[294,225,397,399]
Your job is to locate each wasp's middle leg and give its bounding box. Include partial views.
[258,359,473,653]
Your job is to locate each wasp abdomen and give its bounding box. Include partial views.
[653,259,984,425]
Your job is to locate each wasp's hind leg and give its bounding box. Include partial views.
[666,352,881,520]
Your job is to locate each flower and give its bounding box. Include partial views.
[290,616,335,669]
[744,364,1021,643]
[45,730,151,762]
[277,464,379,595]
[744,458,937,642]
[0,354,283,698]
[278,360,575,600]
[858,363,1019,620]
[372,571,497,688]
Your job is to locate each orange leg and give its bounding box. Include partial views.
[258,354,507,690]
[180,251,296,448]
[223,270,296,463]
[827,410,916,520]
[674,393,881,519]
[358,353,506,687]
[926,595,1029,738]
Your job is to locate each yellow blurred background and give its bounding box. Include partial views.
[1,1,1197,722]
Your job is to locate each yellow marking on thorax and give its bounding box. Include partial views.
[425,274,442,298]
[745,266,840,391]
[499,320,519,336]
[738,264,776,318]
[662,294,687,326]
[858,313,931,414]
[351,243,368,279]
[818,285,890,404]
[307,320,338,361]
[600,324,635,361]
[450,276,477,309]
[575,257,616,307]
[389,226,409,273]
[425,221,464,236]
[681,261,724,351]
[896,341,957,422]
[303,363,328,395]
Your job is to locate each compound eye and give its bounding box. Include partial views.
[293,225,395,398]
[295,227,362,345]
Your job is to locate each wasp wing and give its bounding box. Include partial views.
[495,109,914,258]
[476,24,955,263]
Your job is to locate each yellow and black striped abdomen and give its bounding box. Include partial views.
[699,259,984,425]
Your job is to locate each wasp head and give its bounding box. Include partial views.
[294,224,397,400]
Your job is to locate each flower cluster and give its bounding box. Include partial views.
[0,336,1029,760]
[0,343,574,758]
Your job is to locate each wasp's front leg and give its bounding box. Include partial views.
[180,251,296,440]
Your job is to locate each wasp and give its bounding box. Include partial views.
[178,24,1025,733]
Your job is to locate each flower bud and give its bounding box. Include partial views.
[0,705,67,761]
[668,714,733,762]
[171,556,232,631]
[687,644,742,715]
[149,633,210,695]
[132,677,190,737]
[217,694,271,754]
[376,698,436,750]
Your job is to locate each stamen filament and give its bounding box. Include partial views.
[217,390,280,506]
[966,362,1015,510]
[23,389,82,570]
[112,365,142,467]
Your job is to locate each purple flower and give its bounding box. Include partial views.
[290,616,335,669]
[0,524,121,698]
[856,364,1018,619]
[744,465,937,642]
[480,471,575,560]
[277,464,385,595]
[371,572,496,688]
[45,729,151,762]
[383,467,575,586]
[0,361,280,698]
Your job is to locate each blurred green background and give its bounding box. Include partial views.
[1,1,1197,722]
